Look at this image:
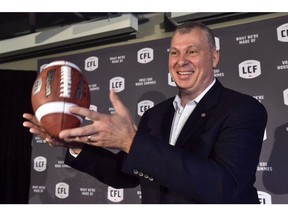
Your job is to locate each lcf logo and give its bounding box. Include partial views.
[137,48,154,64]
[215,37,220,51]
[34,156,47,172]
[277,23,288,42]
[110,77,125,92]
[283,88,288,106]
[238,60,261,79]
[168,73,177,87]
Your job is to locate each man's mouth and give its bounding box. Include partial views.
[177,71,194,75]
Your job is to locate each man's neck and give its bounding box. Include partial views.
[179,78,216,106]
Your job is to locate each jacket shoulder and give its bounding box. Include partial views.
[220,87,267,116]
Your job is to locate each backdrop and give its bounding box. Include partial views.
[29,15,288,204]
[0,69,36,204]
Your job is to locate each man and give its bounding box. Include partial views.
[23,22,267,203]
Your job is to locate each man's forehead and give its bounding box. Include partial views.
[170,30,207,46]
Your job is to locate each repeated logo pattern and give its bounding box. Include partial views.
[30,16,288,204]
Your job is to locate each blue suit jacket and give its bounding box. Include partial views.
[65,79,267,204]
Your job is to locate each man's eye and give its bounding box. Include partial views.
[169,50,178,56]
[187,50,197,56]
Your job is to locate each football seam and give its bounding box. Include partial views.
[35,101,83,123]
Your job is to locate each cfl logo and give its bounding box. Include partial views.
[85,56,98,71]
[137,100,154,116]
[283,88,288,106]
[55,182,69,199]
[214,37,220,51]
[168,73,176,87]
[239,60,261,79]
[86,105,97,120]
[89,104,97,112]
[110,77,125,92]
[277,23,288,42]
[258,191,272,204]
[33,156,47,172]
[107,186,124,202]
[137,48,154,64]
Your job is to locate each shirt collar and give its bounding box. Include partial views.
[173,78,216,111]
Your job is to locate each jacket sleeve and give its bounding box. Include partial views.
[65,144,140,189]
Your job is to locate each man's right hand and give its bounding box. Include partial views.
[23,113,83,152]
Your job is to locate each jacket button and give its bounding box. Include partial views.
[133,170,139,175]
[138,172,143,177]
[148,177,154,181]
[144,174,149,179]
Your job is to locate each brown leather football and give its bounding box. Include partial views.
[31,60,90,140]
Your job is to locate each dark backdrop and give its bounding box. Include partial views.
[0,70,37,203]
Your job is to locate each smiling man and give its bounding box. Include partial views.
[168,22,219,105]
[23,21,268,204]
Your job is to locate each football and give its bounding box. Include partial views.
[31,60,90,140]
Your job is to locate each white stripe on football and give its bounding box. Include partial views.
[35,101,83,123]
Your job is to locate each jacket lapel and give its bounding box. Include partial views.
[161,101,175,143]
[175,79,223,147]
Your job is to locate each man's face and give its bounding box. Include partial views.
[168,28,219,98]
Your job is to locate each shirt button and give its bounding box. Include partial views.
[138,172,143,177]
[133,170,139,175]
[144,174,149,179]
[148,177,154,181]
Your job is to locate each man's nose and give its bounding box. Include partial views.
[178,54,189,66]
